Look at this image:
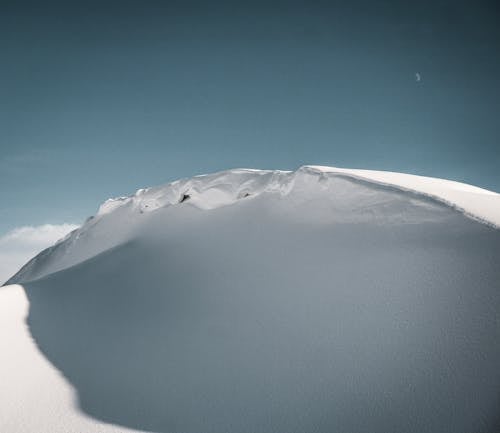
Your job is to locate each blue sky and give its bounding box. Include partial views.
[1,0,499,237]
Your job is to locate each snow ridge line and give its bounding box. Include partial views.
[302,167,500,229]
[93,165,500,229]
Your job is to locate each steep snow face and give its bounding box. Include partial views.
[5,166,500,433]
[7,166,499,284]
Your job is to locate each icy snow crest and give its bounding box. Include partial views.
[95,165,499,226]
[96,168,293,215]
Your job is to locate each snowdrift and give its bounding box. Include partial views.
[5,166,500,433]
[0,285,144,433]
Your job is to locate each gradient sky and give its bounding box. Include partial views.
[1,0,499,234]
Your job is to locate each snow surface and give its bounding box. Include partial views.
[310,166,500,228]
[7,165,500,285]
[0,223,78,284]
[3,166,500,433]
[0,285,144,433]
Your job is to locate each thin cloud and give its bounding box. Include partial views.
[0,223,78,285]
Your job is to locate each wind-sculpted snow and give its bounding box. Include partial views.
[9,174,499,432]
[310,166,500,228]
[7,166,499,284]
[5,166,500,433]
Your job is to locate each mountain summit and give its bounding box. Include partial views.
[7,165,499,285]
[6,166,500,433]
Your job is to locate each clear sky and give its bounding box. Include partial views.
[1,0,499,235]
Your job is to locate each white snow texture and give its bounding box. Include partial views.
[2,166,500,433]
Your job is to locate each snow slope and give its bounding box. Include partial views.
[0,285,145,433]
[311,166,500,227]
[0,223,78,285]
[7,165,500,285]
[3,166,500,433]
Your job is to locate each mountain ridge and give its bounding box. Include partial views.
[4,165,500,433]
[6,165,500,286]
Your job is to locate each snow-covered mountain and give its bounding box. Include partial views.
[3,166,500,433]
[7,165,500,284]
